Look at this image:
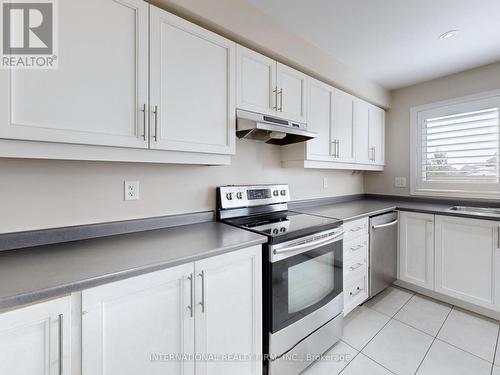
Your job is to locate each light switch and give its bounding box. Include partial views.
[394,177,407,188]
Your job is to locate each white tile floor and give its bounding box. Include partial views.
[303,287,500,375]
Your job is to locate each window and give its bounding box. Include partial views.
[411,91,500,198]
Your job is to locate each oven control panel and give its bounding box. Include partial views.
[218,184,290,209]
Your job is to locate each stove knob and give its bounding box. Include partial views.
[280,190,287,196]
[273,190,279,197]
[280,227,286,232]
[273,228,279,235]
[226,192,233,200]
[236,192,243,199]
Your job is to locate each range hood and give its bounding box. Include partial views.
[236,109,317,145]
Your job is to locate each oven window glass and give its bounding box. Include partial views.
[288,252,335,313]
[269,238,343,333]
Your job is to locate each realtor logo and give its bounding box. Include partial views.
[1,0,58,69]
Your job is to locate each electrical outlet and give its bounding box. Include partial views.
[124,181,139,201]
[394,177,407,188]
[323,177,328,189]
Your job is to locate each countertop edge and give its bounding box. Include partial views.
[0,235,267,311]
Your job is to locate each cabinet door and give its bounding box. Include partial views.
[0,0,149,149]
[150,7,236,155]
[306,78,334,160]
[82,264,195,375]
[0,296,71,375]
[236,45,277,116]
[399,212,435,290]
[354,99,370,164]
[435,215,499,310]
[368,105,385,165]
[333,89,356,162]
[195,246,262,375]
[276,63,307,123]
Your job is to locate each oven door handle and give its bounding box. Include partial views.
[273,231,345,255]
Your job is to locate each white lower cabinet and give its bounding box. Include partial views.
[82,264,195,375]
[398,213,500,313]
[81,245,262,375]
[195,246,262,375]
[0,296,71,375]
[398,211,435,290]
[343,218,369,315]
[435,215,500,310]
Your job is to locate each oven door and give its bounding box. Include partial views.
[269,228,344,334]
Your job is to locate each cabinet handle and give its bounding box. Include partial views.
[350,226,364,232]
[349,287,363,297]
[188,273,194,318]
[58,314,63,375]
[199,270,206,313]
[278,89,283,112]
[350,244,363,251]
[272,88,277,110]
[140,104,147,141]
[152,105,159,141]
[497,227,500,249]
[349,263,363,271]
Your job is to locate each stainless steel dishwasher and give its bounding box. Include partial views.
[369,211,398,298]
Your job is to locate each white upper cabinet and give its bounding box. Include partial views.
[0,0,149,149]
[236,47,307,123]
[398,212,435,290]
[150,7,236,155]
[332,89,356,163]
[282,87,385,171]
[0,296,71,375]
[353,99,371,165]
[306,78,334,160]
[276,63,308,123]
[368,105,385,165]
[236,46,277,116]
[82,264,195,375]
[435,215,500,310]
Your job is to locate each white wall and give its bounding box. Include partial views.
[149,0,391,109]
[0,140,363,233]
[365,61,500,196]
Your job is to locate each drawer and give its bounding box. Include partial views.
[344,254,368,281]
[344,273,369,316]
[344,217,369,241]
[343,234,368,261]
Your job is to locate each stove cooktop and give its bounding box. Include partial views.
[223,211,342,244]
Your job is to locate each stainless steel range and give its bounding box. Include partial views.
[217,184,344,375]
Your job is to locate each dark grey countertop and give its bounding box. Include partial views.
[0,221,266,310]
[292,198,499,222]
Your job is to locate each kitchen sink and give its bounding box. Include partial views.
[447,206,500,217]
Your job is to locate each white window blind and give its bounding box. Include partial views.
[423,107,499,183]
[411,91,500,198]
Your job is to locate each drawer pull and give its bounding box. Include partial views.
[349,263,363,271]
[349,287,364,297]
[350,244,363,252]
[350,226,363,232]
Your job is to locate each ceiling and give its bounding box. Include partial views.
[246,0,500,90]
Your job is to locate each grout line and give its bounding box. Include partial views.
[492,327,500,375]
[338,292,416,375]
[414,306,454,375]
[338,352,398,375]
[360,294,413,351]
[355,291,416,373]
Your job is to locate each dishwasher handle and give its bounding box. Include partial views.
[372,219,398,230]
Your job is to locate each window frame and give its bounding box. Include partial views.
[410,90,500,199]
